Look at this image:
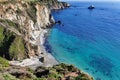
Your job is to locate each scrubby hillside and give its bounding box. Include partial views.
[0,58,93,80]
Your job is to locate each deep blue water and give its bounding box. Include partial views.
[45,1,120,80]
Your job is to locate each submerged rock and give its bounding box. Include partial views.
[55,20,62,25]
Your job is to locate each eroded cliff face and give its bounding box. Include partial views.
[0,0,69,60]
[0,1,94,80]
[41,0,70,9]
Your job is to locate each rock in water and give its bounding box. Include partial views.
[88,5,95,9]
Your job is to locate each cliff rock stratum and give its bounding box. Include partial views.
[0,0,93,80]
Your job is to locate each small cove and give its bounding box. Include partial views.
[45,1,120,80]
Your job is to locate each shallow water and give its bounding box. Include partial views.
[45,1,120,80]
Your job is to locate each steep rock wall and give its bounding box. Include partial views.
[0,0,70,60]
[0,0,55,60]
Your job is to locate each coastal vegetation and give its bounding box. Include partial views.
[0,24,25,60]
[0,56,9,71]
[0,62,93,80]
[9,36,26,60]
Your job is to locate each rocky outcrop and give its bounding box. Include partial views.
[0,0,69,60]
[39,0,70,9]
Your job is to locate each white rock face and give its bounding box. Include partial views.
[0,2,51,41]
[0,0,69,68]
[36,4,50,28]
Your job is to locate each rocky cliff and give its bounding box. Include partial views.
[0,0,69,60]
[0,0,93,80]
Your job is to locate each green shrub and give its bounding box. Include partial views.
[27,67,34,73]
[0,19,15,27]
[3,74,19,80]
[9,36,25,60]
[7,20,16,27]
[0,57,9,67]
[33,78,47,80]
[0,19,20,31]
[47,73,58,78]
[67,65,75,71]
[0,26,4,43]
[0,57,9,71]
[0,28,15,59]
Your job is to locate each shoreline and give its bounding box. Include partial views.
[0,1,94,80]
[9,2,70,69]
[10,28,58,69]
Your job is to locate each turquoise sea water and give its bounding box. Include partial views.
[45,2,120,80]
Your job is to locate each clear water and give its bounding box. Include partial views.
[45,1,120,80]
